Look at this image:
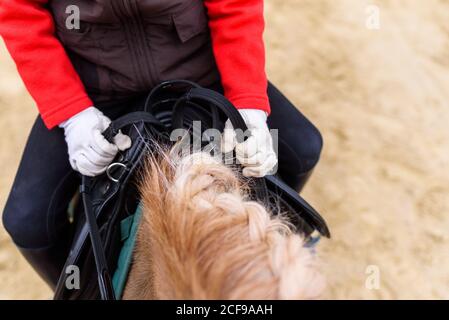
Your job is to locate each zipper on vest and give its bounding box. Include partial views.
[122,0,133,16]
[127,0,158,88]
[112,0,157,90]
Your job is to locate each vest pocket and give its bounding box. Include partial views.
[172,1,208,43]
[55,21,134,98]
[143,0,219,86]
[55,22,96,47]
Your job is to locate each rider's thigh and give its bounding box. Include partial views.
[2,116,79,249]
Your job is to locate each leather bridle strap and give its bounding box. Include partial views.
[102,111,165,143]
[80,176,116,300]
[171,87,270,204]
[79,112,167,300]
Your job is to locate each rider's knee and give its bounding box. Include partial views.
[307,125,323,169]
[291,123,323,173]
[2,192,49,248]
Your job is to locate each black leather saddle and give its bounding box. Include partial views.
[53,80,330,300]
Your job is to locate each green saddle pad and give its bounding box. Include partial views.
[112,204,142,299]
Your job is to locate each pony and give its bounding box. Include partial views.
[122,148,325,299]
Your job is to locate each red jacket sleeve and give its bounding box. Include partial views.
[0,0,93,129]
[204,0,270,113]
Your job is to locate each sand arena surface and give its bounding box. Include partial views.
[1,0,448,299]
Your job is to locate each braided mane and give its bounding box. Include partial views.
[123,149,324,299]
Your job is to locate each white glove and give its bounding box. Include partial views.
[221,109,277,177]
[59,107,132,176]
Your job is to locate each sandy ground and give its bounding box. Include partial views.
[1,0,449,299]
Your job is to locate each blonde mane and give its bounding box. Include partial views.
[123,149,325,299]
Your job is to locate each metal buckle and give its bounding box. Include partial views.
[106,163,127,183]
